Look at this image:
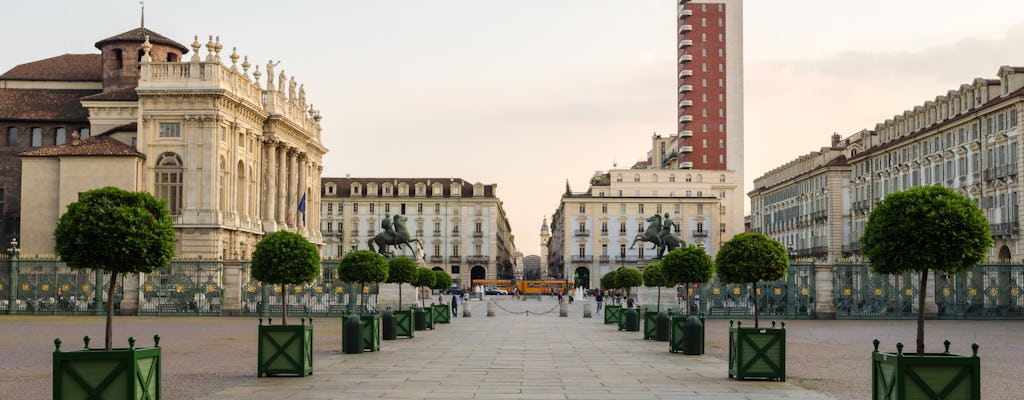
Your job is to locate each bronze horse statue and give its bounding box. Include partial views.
[630,213,684,258]
[368,214,421,256]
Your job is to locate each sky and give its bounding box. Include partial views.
[4,0,1024,257]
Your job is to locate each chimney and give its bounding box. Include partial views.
[831,132,841,148]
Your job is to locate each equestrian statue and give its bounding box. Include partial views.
[368,214,421,256]
[629,213,684,258]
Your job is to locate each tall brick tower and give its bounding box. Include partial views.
[676,0,743,173]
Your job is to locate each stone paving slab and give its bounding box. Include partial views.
[211,298,835,400]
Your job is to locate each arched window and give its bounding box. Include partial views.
[237,160,247,215]
[30,127,42,147]
[719,174,726,183]
[115,49,124,69]
[633,174,640,182]
[156,153,184,215]
[55,127,66,145]
[696,174,703,183]
[616,174,623,182]
[651,174,658,183]
[351,183,361,195]
[669,174,675,183]
[7,127,17,147]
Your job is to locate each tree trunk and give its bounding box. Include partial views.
[917,271,927,354]
[281,284,288,326]
[360,282,365,314]
[687,283,693,316]
[105,273,117,351]
[398,284,403,311]
[753,280,759,328]
[656,286,661,312]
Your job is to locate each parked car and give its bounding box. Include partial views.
[447,287,466,296]
[484,287,508,295]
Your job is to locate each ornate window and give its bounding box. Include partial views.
[155,153,184,215]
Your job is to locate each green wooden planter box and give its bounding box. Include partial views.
[728,321,786,381]
[258,320,313,377]
[425,305,436,329]
[871,340,980,400]
[669,314,705,354]
[341,314,381,352]
[53,335,161,400]
[393,309,415,338]
[643,310,659,340]
[604,305,622,324]
[432,304,451,324]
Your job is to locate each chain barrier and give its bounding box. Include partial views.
[489,299,561,316]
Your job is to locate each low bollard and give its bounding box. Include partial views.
[414,307,427,331]
[559,302,568,317]
[381,309,396,340]
[343,315,362,354]
[683,315,704,355]
[487,300,496,317]
[463,302,472,318]
[655,311,670,342]
[624,308,640,332]
[583,302,592,318]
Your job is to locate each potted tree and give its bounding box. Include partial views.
[431,269,453,324]
[716,232,788,381]
[337,250,388,352]
[862,186,988,400]
[641,262,672,341]
[662,245,714,354]
[600,269,622,325]
[387,256,418,338]
[412,267,436,330]
[52,187,175,399]
[250,230,320,377]
[616,267,643,332]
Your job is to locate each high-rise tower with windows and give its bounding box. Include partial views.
[676,0,743,173]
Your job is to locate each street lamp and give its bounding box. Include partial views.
[7,238,20,257]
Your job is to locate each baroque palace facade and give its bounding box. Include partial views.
[319,177,515,288]
[548,134,742,289]
[4,26,326,257]
[749,65,1024,262]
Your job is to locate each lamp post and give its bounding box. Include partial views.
[6,238,19,315]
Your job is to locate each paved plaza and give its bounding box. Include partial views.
[3,296,1023,399]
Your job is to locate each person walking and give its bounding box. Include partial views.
[595,291,604,311]
[451,293,459,317]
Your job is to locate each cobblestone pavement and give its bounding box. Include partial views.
[1,297,1021,399]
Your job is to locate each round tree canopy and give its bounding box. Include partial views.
[387,256,418,284]
[413,267,436,288]
[862,185,991,275]
[716,232,788,284]
[600,269,619,290]
[250,230,321,285]
[661,245,714,285]
[432,269,453,290]
[642,262,673,288]
[616,268,643,289]
[54,186,175,274]
[337,250,388,284]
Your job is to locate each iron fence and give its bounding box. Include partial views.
[699,262,816,319]
[936,263,1024,319]
[139,258,225,316]
[833,263,918,319]
[240,260,379,317]
[4,256,122,315]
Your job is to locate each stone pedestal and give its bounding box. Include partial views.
[220,261,243,316]
[487,301,496,317]
[814,263,836,320]
[583,301,592,318]
[559,302,568,317]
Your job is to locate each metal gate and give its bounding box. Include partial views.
[240,260,374,317]
[833,263,917,319]
[8,257,118,315]
[701,262,815,319]
[936,263,1024,319]
[139,258,223,315]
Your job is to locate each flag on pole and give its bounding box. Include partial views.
[297,192,307,225]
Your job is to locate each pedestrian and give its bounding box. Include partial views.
[568,292,574,304]
[451,293,459,317]
[626,294,635,309]
[595,291,603,311]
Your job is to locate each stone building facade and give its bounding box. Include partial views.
[320,177,515,289]
[10,27,326,257]
[750,65,1024,262]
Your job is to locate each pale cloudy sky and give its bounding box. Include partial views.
[3,1,1024,256]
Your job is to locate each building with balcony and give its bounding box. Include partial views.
[674,0,743,174]
[13,26,326,257]
[548,137,741,289]
[751,65,1024,262]
[320,177,516,288]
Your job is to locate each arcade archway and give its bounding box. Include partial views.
[574,267,591,289]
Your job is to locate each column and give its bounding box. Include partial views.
[288,149,298,229]
[297,154,308,232]
[277,144,287,225]
[814,262,836,320]
[263,141,277,231]
[221,260,243,316]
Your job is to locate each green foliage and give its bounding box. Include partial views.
[387,256,418,284]
[616,268,643,289]
[431,269,453,290]
[600,269,618,290]
[54,186,176,274]
[250,230,321,285]
[862,185,992,275]
[413,267,436,289]
[337,250,388,284]
[716,232,788,284]
[642,262,672,288]
[661,245,714,285]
